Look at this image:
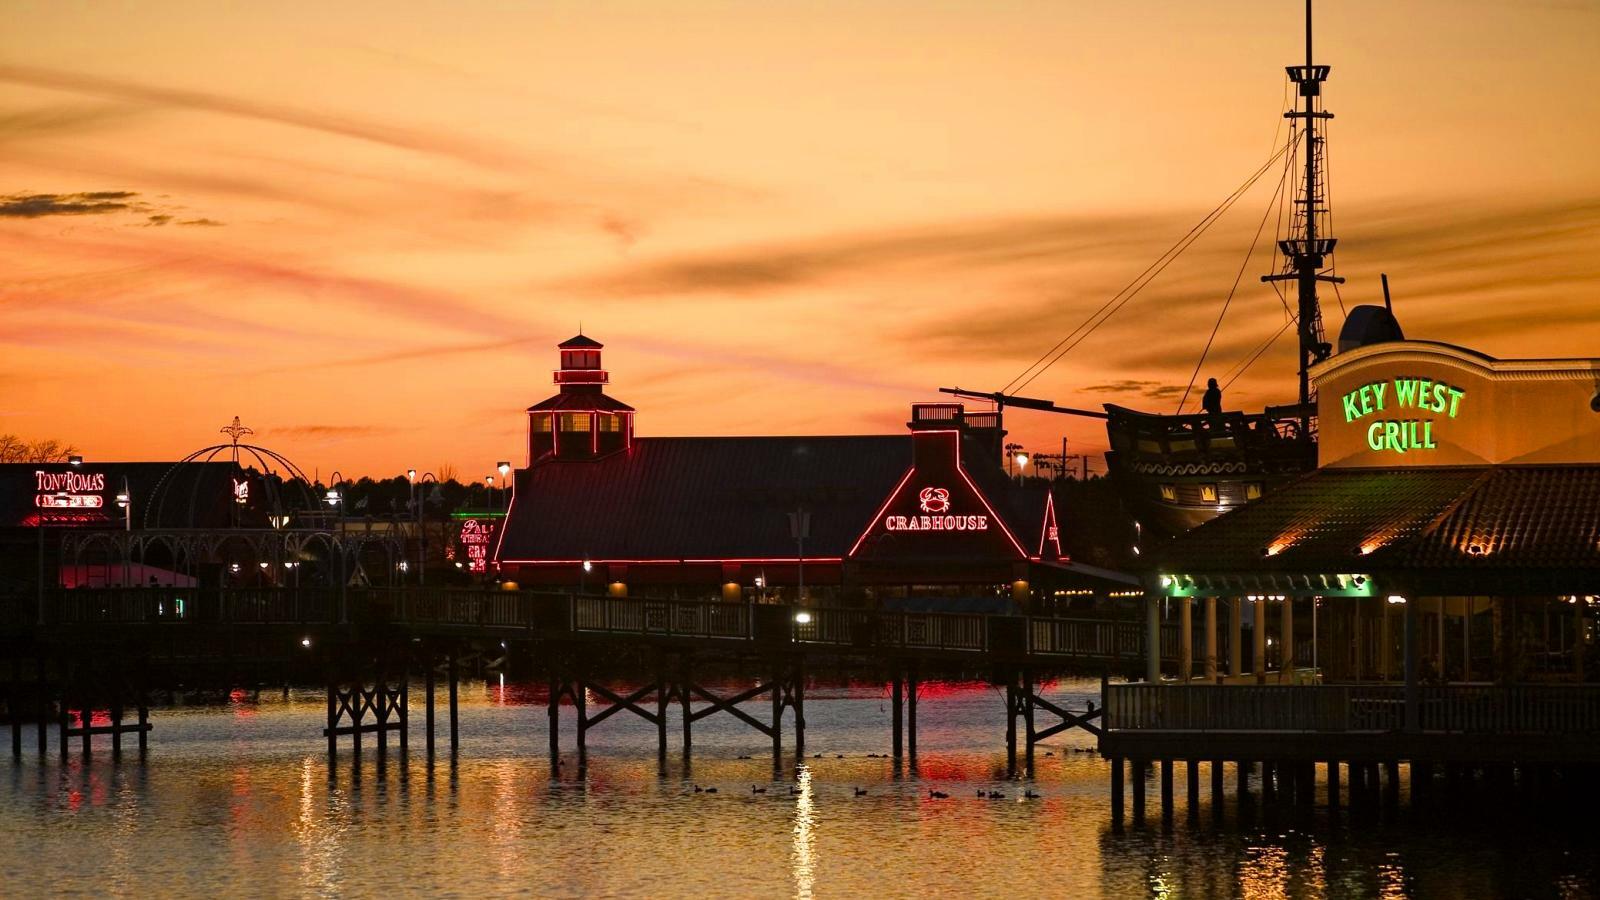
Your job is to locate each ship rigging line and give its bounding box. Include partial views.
[1223,315,1296,391]
[1175,139,1295,414]
[1002,133,1302,398]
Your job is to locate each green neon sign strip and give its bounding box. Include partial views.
[1341,377,1465,454]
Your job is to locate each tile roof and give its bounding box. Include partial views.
[1155,467,1485,572]
[1156,465,1600,578]
[1398,467,1600,570]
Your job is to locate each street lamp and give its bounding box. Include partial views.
[327,470,346,621]
[68,454,82,467]
[411,471,437,585]
[497,461,511,513]
[115,478,131,532]
[581,557,592,594]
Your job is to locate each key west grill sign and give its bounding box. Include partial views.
[1313,341,1600,469]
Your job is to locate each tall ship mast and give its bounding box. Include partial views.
[1266,0,1342,432]
[943,0,1404,539]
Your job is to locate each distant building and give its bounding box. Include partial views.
[495,335,1135,610]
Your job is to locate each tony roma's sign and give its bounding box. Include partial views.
[34,470,107,508]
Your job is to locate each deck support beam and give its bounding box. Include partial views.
[1229,598,1243,678]
[1204,597,1218,683]
[1145,593,1161,683]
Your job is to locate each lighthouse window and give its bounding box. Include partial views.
[559,413,591,432]
[531,414,553,433]
[598,415,622,432]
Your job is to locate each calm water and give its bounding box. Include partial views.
[2,678,1596,898]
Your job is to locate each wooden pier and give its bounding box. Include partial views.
[1,587,1142,768]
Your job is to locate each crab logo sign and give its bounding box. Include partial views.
[885,485,988,533]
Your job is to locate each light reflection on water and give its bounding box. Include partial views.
[1,678,1596,898]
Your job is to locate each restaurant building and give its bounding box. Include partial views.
[494,336,1136,609]
[1147,339,1600,684]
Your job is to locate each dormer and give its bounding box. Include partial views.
[528,334,635,462]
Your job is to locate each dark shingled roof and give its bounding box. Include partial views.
[499,435,913,560]
[526,392,635,413]
[1396,467,1600,570]
[499,433,1054,563]
[558,334,604,349]
[1157,465,1600,576]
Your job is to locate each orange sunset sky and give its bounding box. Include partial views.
[3,0,1597,478]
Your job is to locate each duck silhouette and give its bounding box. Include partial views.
[854,787,867,796]
[789,786,802,795]
[704,787,718,794]
[751,785,767,794]
[928,789,949,799]
[1024,789,1041,800]
[693,785,704,793]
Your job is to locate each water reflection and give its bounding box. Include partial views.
[791,765,815,900]
[0,680,1595,897]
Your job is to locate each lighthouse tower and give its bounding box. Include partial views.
[526,334,635,462]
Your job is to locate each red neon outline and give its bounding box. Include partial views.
[492,477,517,567]
[591,413,598,454]
[844,429,1026,560]
[846,465,916,557]
[1038,491,1063,559]
[955,463,1028,559]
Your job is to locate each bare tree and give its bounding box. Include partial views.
[0,434,80,463]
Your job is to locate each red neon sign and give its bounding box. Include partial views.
[34,470,106,508]
[459,518,496,574]
[847,430,1027,560]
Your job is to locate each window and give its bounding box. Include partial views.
[559,413,591,432]
[1246,482,1263,501]
[598,414,622,432]
[531,413,553,433]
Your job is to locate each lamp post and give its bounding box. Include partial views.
[581,558,592,595]
[115,478,132,587]
[497,462,511,514]
[327,471,345,623]
[410,471,437,586]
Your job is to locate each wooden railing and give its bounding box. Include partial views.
[572,596,751,640]
[20,590,1194,664]
[1417,685,1600,734]
[371,587,553,629]
[1105,684,1600,735]
[792,608,986,652]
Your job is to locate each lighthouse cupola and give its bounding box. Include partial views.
[527,333,635,461]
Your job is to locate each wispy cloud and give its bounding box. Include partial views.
[267,425,396,438]
[0,190,142,218]
[1083,380,1184,400]
[0,63,524,171]
[562,212,1166,298]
